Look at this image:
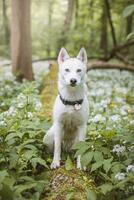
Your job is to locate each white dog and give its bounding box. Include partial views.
[43,47,89,169]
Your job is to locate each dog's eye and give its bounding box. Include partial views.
[77,69,82,73]
[65,68,70,72]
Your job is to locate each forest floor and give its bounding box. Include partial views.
[39,62,134,200]
[0,61,134,200]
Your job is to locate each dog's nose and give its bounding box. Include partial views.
[70,78,77,85]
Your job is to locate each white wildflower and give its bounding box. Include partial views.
[27,112,33,118]
[120,109,127,116]
[115,97,124,103]
[112,144,126,156]
[93,103,104,112]
[35,101,42,111]
[126,165,134,173]
[115,172,125,181]
[100,99,110,108]
[0,102,5,107]
[116,87,128,95]
[96,89,104,97]
[110,114,121,122]
[0,120,6,126]
[91,114,106,123]
[128,145,134,152]
[17,93,27,101]
[5,85,12,91]
[130,120,134,126]
[7,106,17,117]
[17,102,25,108]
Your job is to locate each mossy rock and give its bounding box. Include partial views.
[44,167,95,200]
[39,63,58,120]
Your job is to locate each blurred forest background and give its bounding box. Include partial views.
[0,1,134,199]
[0,0,134,64]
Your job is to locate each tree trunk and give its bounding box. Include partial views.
[89,0,95,49]
[11,0,33,81]
[46,0,53,57]
[105,0,117,47]
[57,0,75,53]
[74,0,79,28]
[2,0,10,45]
[100,0,108,58]
[65,0,75,29]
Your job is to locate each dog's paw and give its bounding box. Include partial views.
[77,158,86,171]
[77,162,82,170]
[50,160,60,169]
[77,163,86,171]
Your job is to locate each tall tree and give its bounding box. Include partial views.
[75,0,79,28]
[125,0,133,36]
[2,0,10,45]
[105,0,117,47]
[57,0,75,52]
[100,0,108,58]
[46,0,53,57]
[11,0,33,81]
[64,0,75,29]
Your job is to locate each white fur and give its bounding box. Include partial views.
[43,47,89,169]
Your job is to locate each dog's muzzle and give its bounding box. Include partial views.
[70,78,77,87]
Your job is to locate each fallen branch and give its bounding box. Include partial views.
[106,40,134,61]
[87,61,134,72]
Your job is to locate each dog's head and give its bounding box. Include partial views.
[58,47,87,87]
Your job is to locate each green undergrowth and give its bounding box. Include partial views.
[0,65,134,200]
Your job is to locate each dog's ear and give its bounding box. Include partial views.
[58,47,70,65]
[77,47,87,64]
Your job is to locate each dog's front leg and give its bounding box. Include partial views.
[51,123,63,169]
[76,124,87,170]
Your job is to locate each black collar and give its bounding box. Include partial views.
[59,93,83,106]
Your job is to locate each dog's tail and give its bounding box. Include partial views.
[43,126,54,152]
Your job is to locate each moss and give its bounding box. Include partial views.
[44,167,95,200]
[39,63,58,120]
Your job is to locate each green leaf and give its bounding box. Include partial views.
[98,183,113,194]
[18,176,35,182]
[72,141,89,150]
[91,161,103,172]
[66,192,74,200]
[9,149,18,169]
[94,151,103,162]
[86,189,97,200]
[74,145,90,157]
[23,150,35,160]
[14,182,37,194]
[22,144,38,152]
[103,158,113,173]
[126,31,134,40]
[65,156,74,171]
[17,139,37,153]
[111,162,124,173]
[123,5,134,18]
[30,157,48,169]
[101,147,111,156]
[81,151,94,167]
[5,132,19,141]
[0,184,14,200]
[0,170,9,183]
